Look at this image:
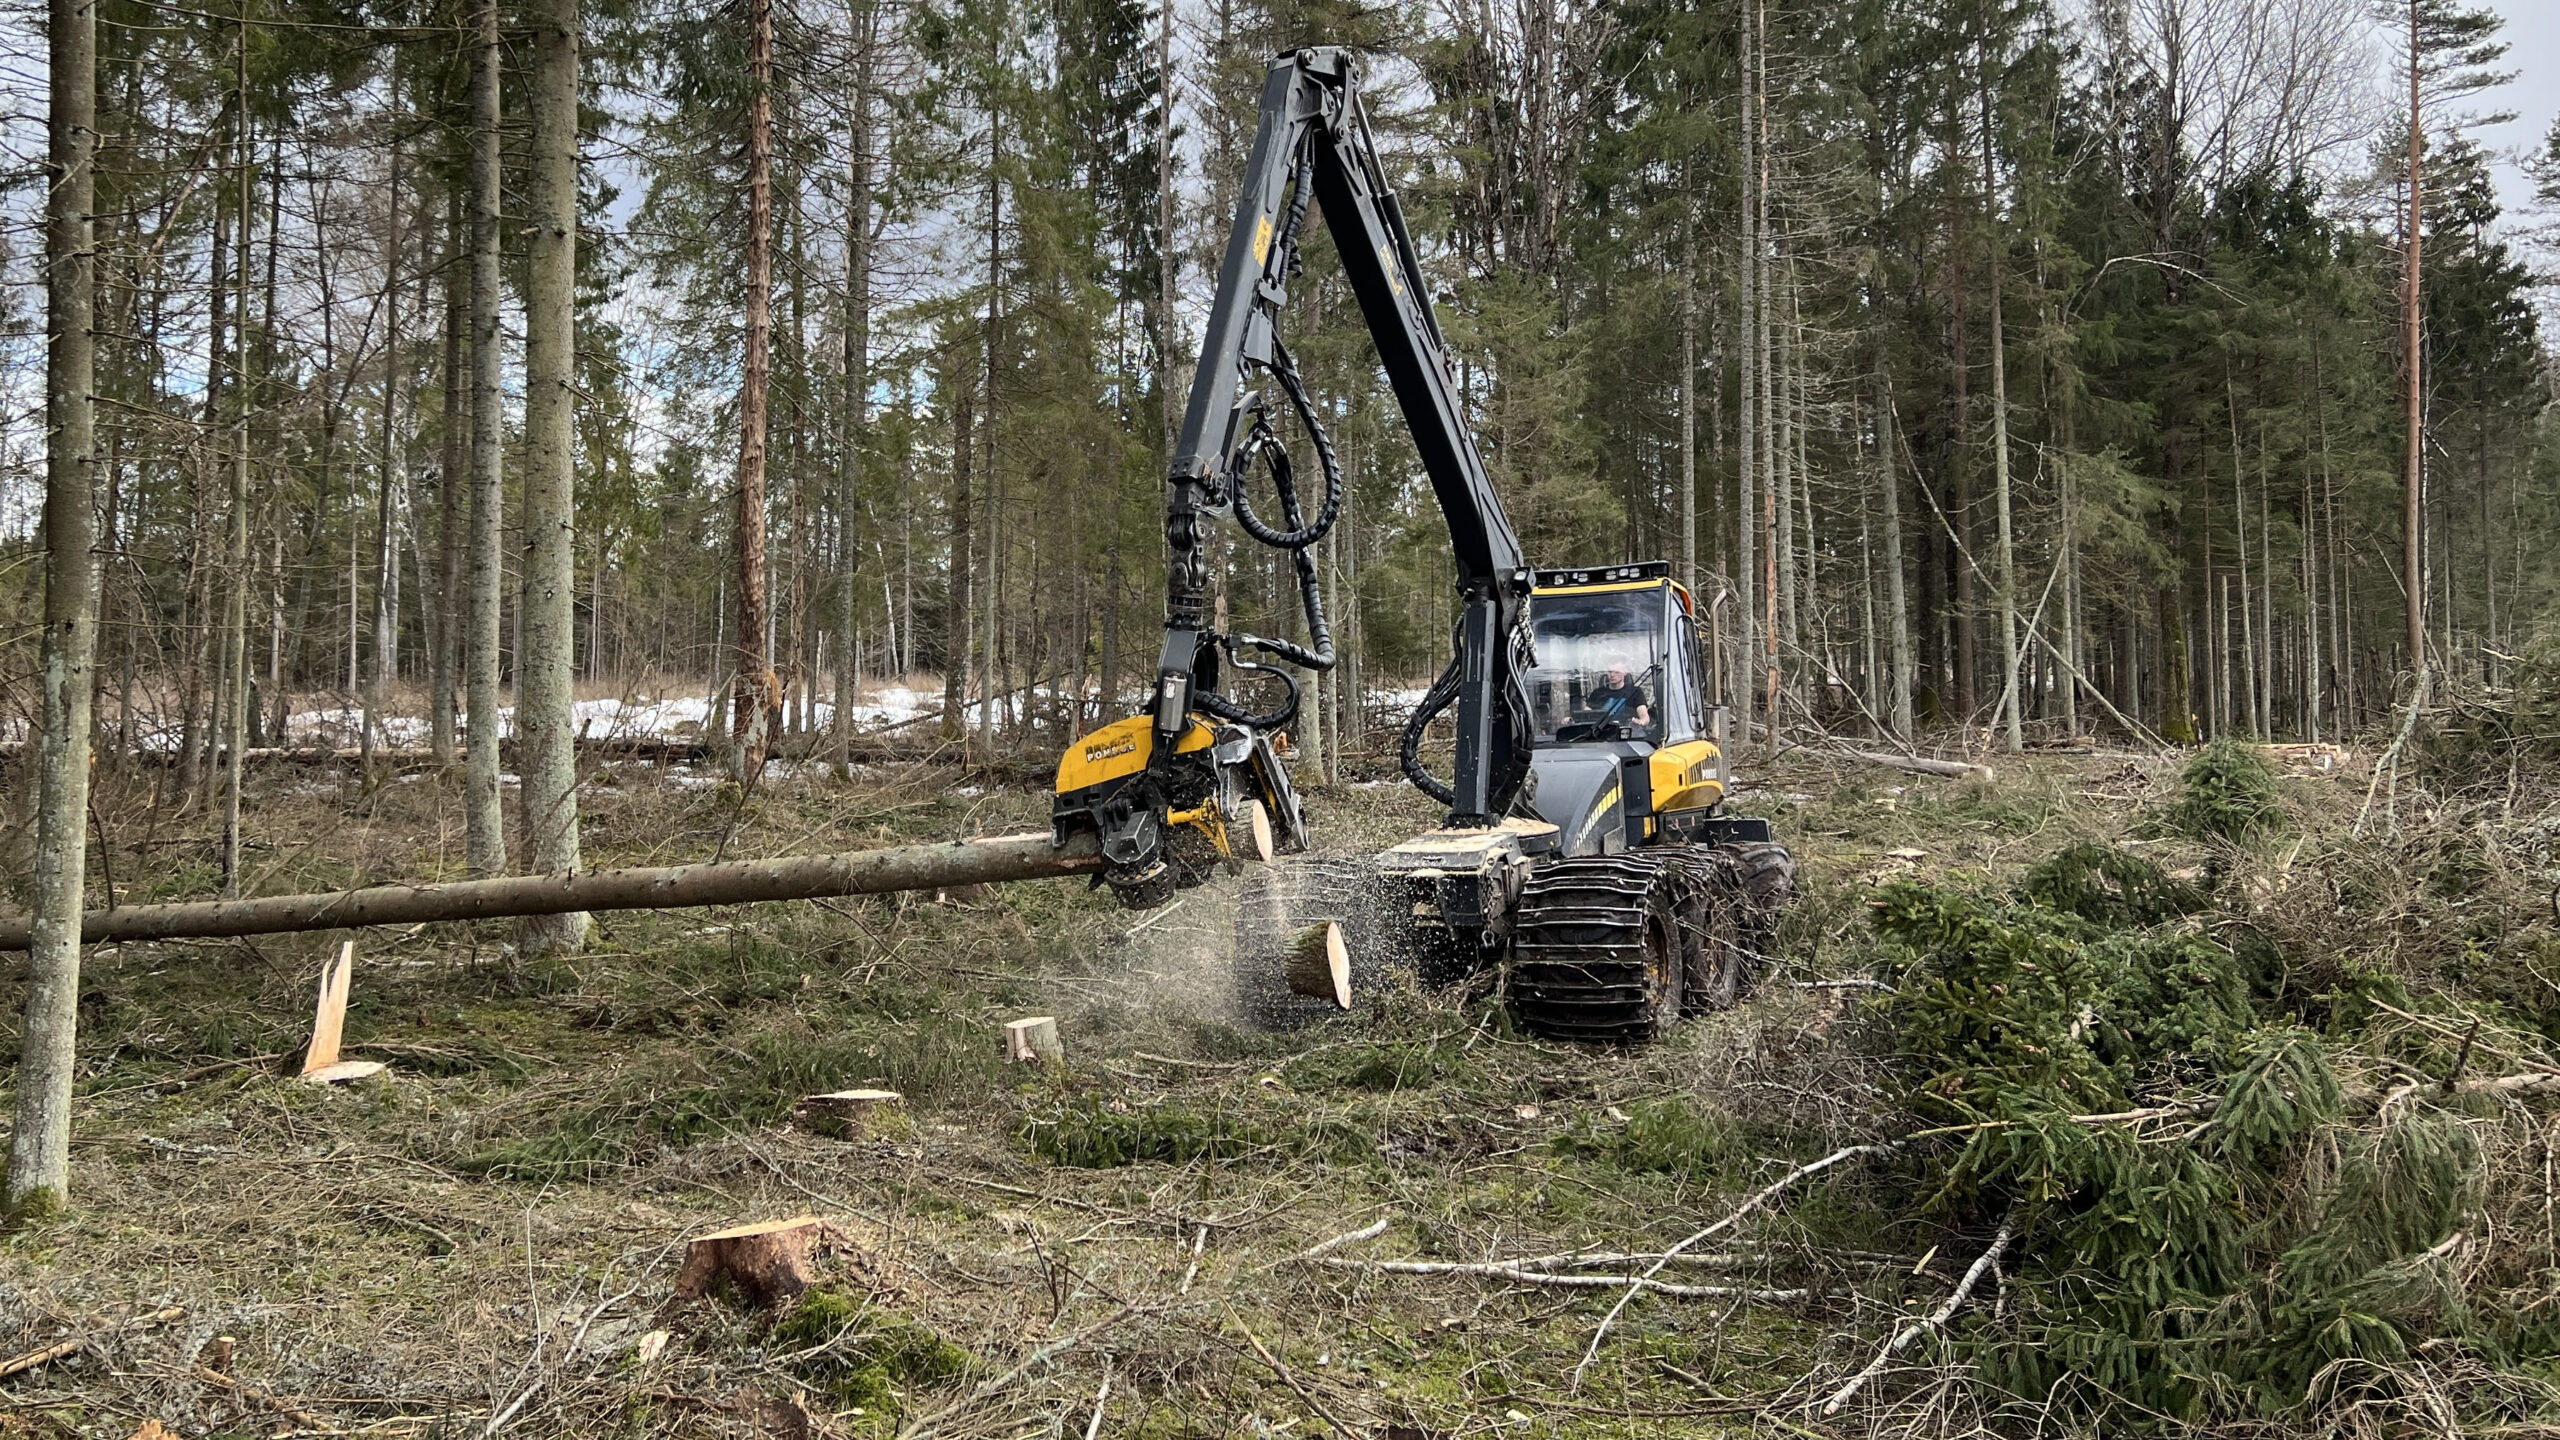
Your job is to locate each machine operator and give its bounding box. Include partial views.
[1589,659,1651,732]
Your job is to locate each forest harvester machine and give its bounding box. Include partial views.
[1048,48,1796,1044]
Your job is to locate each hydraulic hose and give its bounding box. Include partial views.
[1200,421,1336,729]
[1399,645,1464,806]
[1195,143,1339,734]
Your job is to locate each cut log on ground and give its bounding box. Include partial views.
[1846,750,1995,784]
[672,1216,831,1309]
[797,1088,904,1138]
[1006,1016,1063,1064]
[1282,921,1352,1010]
[0,829,1104,950]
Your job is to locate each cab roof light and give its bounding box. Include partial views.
[1532,560,1673,588]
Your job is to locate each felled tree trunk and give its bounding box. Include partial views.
[0,830,1102,950]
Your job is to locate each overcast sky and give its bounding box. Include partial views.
[2480,0,2558,223]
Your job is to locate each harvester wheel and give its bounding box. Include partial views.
[1672,851,1751,1015]
[1725,841,1797,971]
[1509,855,1686,1044]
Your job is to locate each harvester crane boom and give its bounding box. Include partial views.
[1065,46,1796,1042]
[1156,47,1533,825]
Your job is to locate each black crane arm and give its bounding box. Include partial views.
[1155,47,1534,825]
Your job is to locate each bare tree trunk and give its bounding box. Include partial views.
[976,114,1003,753]
[2401,0,2426,689]
[941,361,975,745]
[1773,264,1795,669]
[517,0,586,953]
[1793,284,1818,677]
[1755,0,1777,752]
[219,42,251,894]
[364,135,402,780]
[179,115,226,810]
[732,0,776,779]
[1732,0,1756,745]
[1983,86,2021,756]
[1679,175,1697,601]
[832,0,875,777]
[465,0,509,877]
[1873,327,1914,744]
[7,0,98,1217]
[2225,377,2256,735]
[433,188,465,765]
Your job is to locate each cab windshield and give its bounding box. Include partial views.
[1526,587,1668,742]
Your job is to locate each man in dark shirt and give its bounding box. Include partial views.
[1588,659,1651,730]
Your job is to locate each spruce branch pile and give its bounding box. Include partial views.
[1868,832,2545,1427]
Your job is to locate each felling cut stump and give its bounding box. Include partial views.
[796,1088,904,1139]
[300,941,386,1084]
[1005,1016,1063,1064]
[672,1217,830,1309]
[1282,921,1352,1010]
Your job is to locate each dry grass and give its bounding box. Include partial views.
[0,737,2543,1437]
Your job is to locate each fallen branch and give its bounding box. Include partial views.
[2470,1071,2560,1096]
[1313,1259,1803,1300]
[1818,1210,2018,1417]
[1905,1097,2218,1140]
[1289,1215,1390,1262]
[2354,669,2431,840]
[1316,1248,1761,1276]
[1228,1305,1366,1437]
[1568,1143,1895,1390]
[0,1305,184,1380]
[1846,750,1995,784]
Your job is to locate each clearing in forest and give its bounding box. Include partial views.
[0,736,2554,1437]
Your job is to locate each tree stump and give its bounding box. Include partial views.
[301,941,386,1084]
[1282,921,1351,1010]
[671,1216,828,1309]
[1005,1016,1063,1064]
[796,1088,904,1139]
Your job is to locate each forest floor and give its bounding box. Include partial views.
[0,725,2529,1438]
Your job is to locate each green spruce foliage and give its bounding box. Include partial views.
[2162,739,2290,844]
[1873,847,2510,1424]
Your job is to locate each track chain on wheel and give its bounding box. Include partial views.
[1664,849,1751,1015]
[1723,841,1797,970]
[1509,854,1699,1044]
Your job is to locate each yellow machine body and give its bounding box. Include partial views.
[1648,739,1725,816]
[1053,713,1216,796]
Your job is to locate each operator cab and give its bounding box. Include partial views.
[1522,562,1725,856]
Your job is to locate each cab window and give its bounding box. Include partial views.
[1525,587,1669,742]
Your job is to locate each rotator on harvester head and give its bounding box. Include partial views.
[1049,47,1796,1045]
